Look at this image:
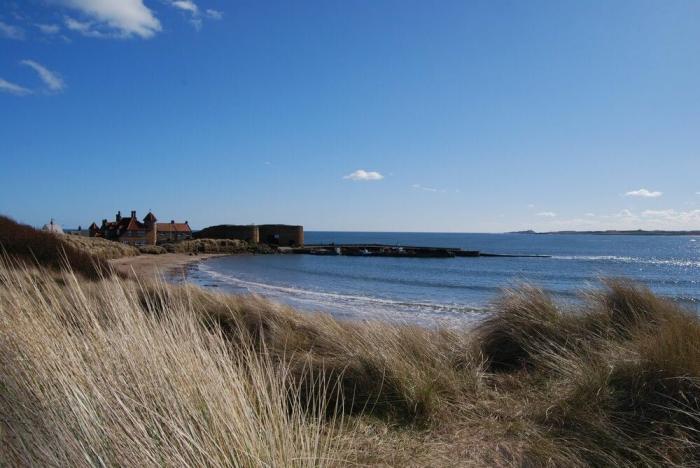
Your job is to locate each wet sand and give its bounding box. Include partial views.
[109,253,228,280]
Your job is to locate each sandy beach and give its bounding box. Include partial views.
[109,253,228,280]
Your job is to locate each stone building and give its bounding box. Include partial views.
[89,210,191,246]
[157,220,193,243]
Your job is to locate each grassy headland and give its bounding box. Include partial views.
[1,216,700,465]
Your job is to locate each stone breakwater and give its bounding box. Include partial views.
[290,244,551,258]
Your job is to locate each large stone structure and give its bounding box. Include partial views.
[194,225,259,244]
[258,224,304,247]
[194,224,304,247]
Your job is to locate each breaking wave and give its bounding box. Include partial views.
[196,263,487,325]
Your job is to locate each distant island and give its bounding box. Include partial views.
[512,229,700,236]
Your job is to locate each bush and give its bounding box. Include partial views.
[252,243,276,254]
[160,238,249,254]
[138,245,167,255]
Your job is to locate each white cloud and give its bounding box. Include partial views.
[536,211,557,217]
[172,0,198,14]
[616,209,636,219]
[640,209,700,226]
[343,169,384,181]
[21,60,65,92]
[411,183,448,193]
[641,209,675,218]
[190,18,203,31]
[696,192,700,196]
[585,213,596,217]
[205,9,223,20]
[168,1,222,30]
[542,207,700,231]
[625,188,662,198]
[36,23,61,34]
[642,209,700,220]
[64,16,103,37]
[0,78,32,96]
[412,184,438,192]
[58,0,161,38]
[0,21,25,40]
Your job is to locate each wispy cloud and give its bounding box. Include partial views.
[343,169,384,181]
[639,209,700,226]
[536,211,557,217]
[21,60,65,92]
[36,23,61,35]
[205,9,223,20]
[412,184,437,192]
[625,188,662,198]
[58,0,161,39]
[64,17,104,37]
[0,21,25,40]
[172,0,198,14]
[411,183,448,193]
[169,1,222,31]
[541,207,700,231]
[0,78,32,96]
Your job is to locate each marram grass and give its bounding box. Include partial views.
[0,261,344,467]
[1,256,700,466]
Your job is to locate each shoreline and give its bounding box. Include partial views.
[109,253,229,280]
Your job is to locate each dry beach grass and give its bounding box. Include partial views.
[62,233,141,259]
[0,262,343,467]
[1,261,700,466]
[1,216,700,466]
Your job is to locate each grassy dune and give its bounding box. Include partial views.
[1,256,699,466]
[0,215,112,278]
[62,232,141,258]
[0,262,342,467]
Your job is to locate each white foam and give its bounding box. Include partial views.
[196,263,486,325]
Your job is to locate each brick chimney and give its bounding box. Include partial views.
[116,211,121,222]
[130,210,136,219]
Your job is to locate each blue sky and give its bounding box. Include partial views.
[1,0,699,232]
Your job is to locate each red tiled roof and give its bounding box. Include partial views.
[157,223,191,233]
[125,217,145,231]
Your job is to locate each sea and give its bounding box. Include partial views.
[173,232,700,326]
